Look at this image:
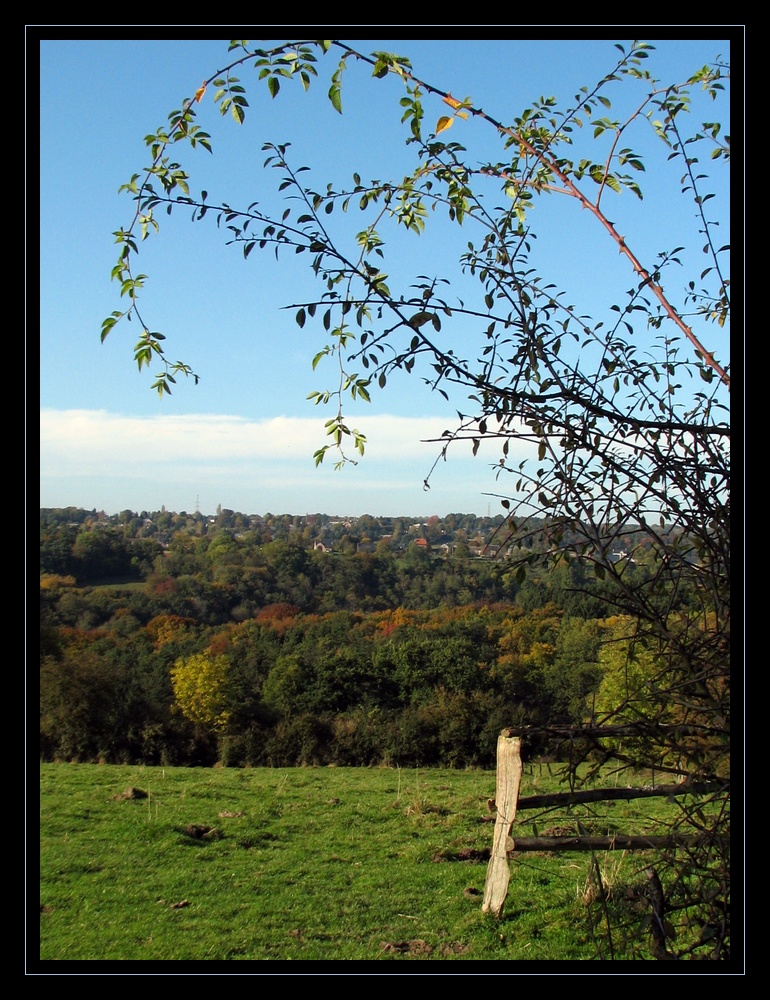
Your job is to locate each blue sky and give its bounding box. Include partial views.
[38,32,733,517]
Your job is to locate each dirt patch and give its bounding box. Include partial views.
[112,787,148,800]
[439,941,470,955]
[182,824,223,840]
[541,825,577,838]
[433,847,490,863]
[381,939,433,955]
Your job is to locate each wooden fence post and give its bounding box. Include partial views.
[481,730,522,918]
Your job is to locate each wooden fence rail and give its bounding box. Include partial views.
[481,730,721,925]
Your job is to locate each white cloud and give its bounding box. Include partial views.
[41,410,313,466]
[39,409,535,516]
[40,409,523,466]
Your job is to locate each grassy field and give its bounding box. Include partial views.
[38,761,676,965]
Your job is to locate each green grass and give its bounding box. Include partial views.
[39,761,678,963]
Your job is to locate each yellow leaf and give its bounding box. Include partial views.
[194,84,206,103]
[457,111,469,119]
[436,116,453,135]
[443,94,462,109]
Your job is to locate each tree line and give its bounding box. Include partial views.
[40,506,669,616]
[41,507,700,770]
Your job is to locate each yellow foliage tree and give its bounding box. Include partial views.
[40,573,78,590]
[147,613,193,648]
[170,653,231,731]
[594,616,661,724]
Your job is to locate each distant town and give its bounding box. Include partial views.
[41,506,526,558]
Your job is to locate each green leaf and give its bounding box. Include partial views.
[268,76,280,99]
[328,83,342,113]
[100,311,124,342]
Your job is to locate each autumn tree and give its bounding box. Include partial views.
[170,652,232,731]
[105,39,731,960]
